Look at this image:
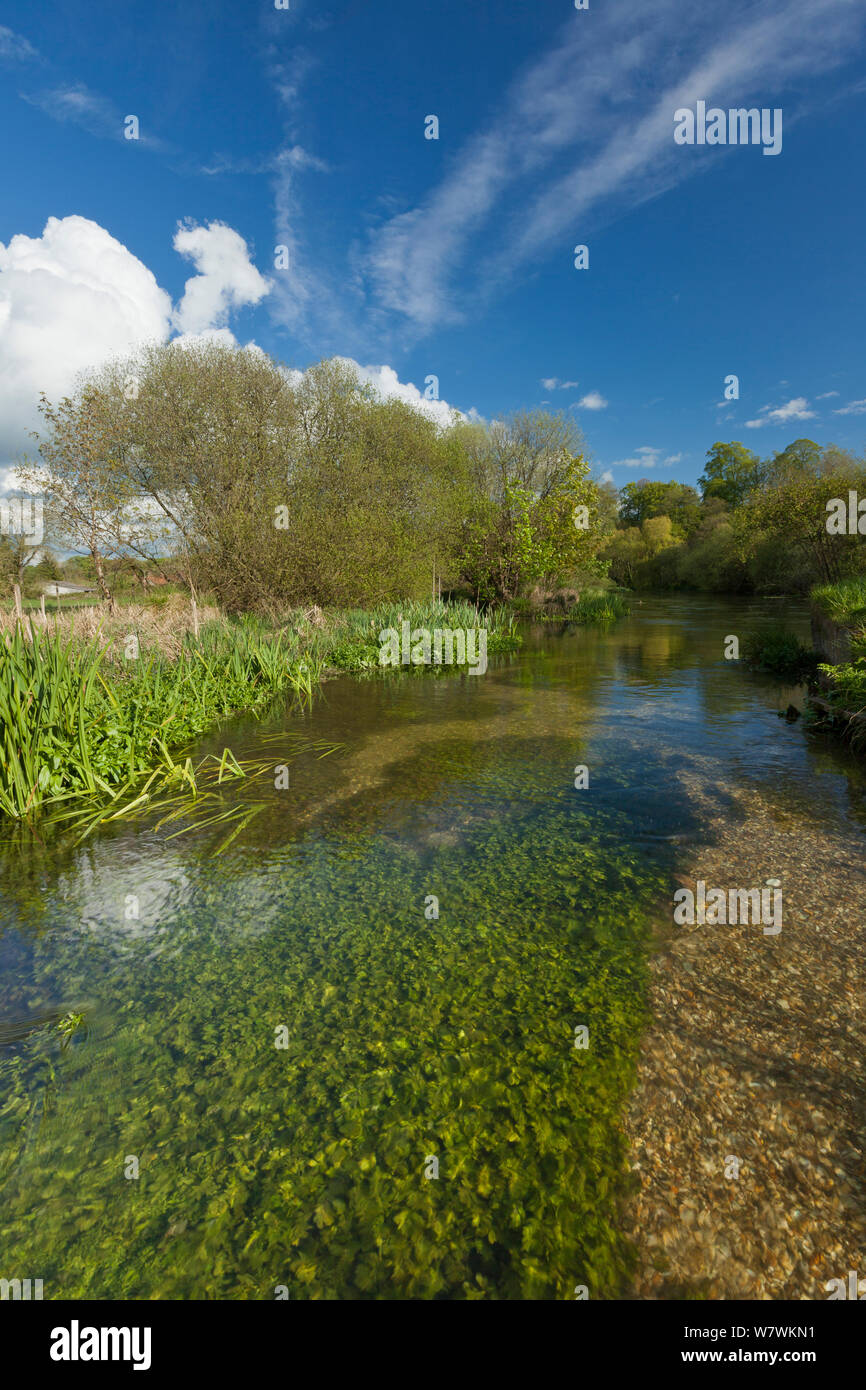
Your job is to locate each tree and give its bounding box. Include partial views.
[456,411,606,600]
[699,442,762,508]
[619,479,701,535]
[738,449,866,586]
[21,381,143,608]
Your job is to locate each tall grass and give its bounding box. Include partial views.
[811,577,866,629]
[0,617,321,823]
[0,595,517,826]
[539,590,631,625]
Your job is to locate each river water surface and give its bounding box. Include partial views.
[1,597,864,1298]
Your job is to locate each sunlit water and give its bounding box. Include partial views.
[1,597,863,1298]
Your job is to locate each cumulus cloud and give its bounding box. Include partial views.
[0,215,276,468]
[576,391,608,411]
[0,215,172,463]
[745,396,816,428]
[833,398,866,415]
[0,213,475,480]
[333,358,470,427]
[172,222,271,336]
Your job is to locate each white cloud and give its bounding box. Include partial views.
[745,396,816,428]
[172,222,271,336]
[540,377,580,391]
[0,215,274,468]
[610,446,662,469]
[334,358,469,427]
[607,445,680,470]
[577,391,608,411]
[364,0,866,331]
[833,398,866,415]
[0,215,172,463]
[817,390,840,399]
[0,25,39,62]
[600,470,614,484]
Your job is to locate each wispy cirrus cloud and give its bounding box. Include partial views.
[540,377,580,391]
[745,396,816,428]
[833,398,866,415]
[608,445,678,469]
[0,25,40,63]
[21,82,169,150]
[363,0,865,335]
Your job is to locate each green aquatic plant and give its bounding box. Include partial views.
[540,591,631,625]
[0,728,664,1300]
[742,624,819,681]
[56,1013,87,1051]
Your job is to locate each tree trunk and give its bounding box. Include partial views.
[92,548,115,613]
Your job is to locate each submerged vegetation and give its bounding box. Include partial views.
[0,733,662,1298]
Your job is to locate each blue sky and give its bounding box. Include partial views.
[1,0,865,490]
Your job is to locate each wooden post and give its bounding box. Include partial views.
[13,583,23,623]
[40,593,47,625]
[191,595,199,640]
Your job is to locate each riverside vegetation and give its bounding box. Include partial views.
[0,340,624,829]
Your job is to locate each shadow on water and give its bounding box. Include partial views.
[0,595,863,1298]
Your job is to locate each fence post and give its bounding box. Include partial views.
[13,583,23,623]
[191,595,200,640]
[40,593,47,625]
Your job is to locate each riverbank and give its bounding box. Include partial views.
[1,592,639,828]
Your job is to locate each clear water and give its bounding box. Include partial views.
[1,597,863,1298]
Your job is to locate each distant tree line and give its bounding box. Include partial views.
[603,439,866,593]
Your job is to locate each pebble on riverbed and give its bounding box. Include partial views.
[622,778,866,1301]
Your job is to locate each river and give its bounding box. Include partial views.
[1,596,864,1298]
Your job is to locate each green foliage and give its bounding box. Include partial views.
[618,480,701,535]
[0,619,321,821]
[540,591,631,625]
[811,577,866,629]
[699,442,762,508]
[741,625,819,681]
[605,440,866,596]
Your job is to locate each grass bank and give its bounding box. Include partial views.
[0,597,519,827]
